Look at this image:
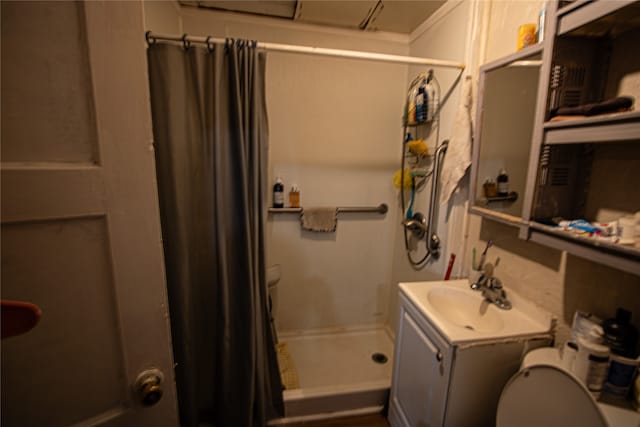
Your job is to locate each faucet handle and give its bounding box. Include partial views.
[489,277,503,290]
[483,263,494,279]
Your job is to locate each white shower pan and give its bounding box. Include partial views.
[268,326,394,424]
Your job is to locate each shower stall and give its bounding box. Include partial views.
[255,49,461,424]
[144,4,464,422]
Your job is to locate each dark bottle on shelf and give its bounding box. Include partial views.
[497,169,509,197]
[603,308,638,358]
[273,176,284,208]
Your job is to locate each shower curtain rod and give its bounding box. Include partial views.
[146,32,466,69]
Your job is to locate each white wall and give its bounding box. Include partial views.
[465,0,640,343]
[483,1,543,63]
[143,1,182,34]
[142,1,640,343]
[165,6,410,332]
[387,1,474,332]
[388,0,639,342]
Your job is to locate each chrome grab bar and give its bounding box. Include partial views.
[425,140,449,258]
[268,203,388,214]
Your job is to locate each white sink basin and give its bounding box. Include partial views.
[400,279,552,344]
[427,287,504,333]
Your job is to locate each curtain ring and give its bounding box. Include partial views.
[145,31,156,46]
[182,34,191,50]
[206,35,215,53]
[251,40,257,49]
[225,38,234,50]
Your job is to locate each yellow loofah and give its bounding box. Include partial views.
[394,169,413,189]
[407,139,429,156]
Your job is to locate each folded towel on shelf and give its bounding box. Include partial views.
[549,96,634,118]
[301,207,337,232]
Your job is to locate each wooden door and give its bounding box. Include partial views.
[1,2,178,425]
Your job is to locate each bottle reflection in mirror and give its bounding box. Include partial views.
[497,169,509,196]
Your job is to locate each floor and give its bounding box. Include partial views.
[285,413,390,427]
[280,328,394,389]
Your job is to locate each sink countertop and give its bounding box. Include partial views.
[399,279,553,345]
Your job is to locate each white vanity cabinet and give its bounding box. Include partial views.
[389,294,452,427]
[389,281,553,427]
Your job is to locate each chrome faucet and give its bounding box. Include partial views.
[471,261,512,310]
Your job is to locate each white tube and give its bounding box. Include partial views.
[147,32,466,69]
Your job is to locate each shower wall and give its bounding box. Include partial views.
[145,4,411,332]
[387,1,474,332]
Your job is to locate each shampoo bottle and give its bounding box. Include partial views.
[273,177,284,208]
[415,82,425,123]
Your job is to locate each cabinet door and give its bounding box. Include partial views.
[390,307,449,427]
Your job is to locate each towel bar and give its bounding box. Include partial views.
[268,203,388,215]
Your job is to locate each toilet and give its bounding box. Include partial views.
[267,264,281,341]
[496,347,640,427]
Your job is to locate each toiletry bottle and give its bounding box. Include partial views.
[574,325,610,399]
[425,73,438,122]
[415,82,425,123]
[603,308,638,358]
[483,178,497,198]
[497,169,509,196]
[407,87,417,125]
[273,177,284,208]
[537,6,546,43]
[517,23,537,50]
[289,184,300,208]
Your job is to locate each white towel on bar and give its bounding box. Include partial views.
[440,77,473,206]
[301,207,337,232]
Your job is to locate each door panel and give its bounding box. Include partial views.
[1,1,178,425]
[1,219,127,425]
[0,1,98,163]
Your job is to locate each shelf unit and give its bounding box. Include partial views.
[482,192,518,204]
[471,0,640,276]
[543,111,640,144]
[530,0,640,275]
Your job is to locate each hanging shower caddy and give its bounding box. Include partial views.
[399,69,448,265]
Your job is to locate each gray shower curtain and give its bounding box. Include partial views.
[147,39,283,427]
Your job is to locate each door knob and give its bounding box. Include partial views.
[135,369,164,406]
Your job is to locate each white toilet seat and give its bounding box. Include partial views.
[496,363,608,427]
[497,347,640,427]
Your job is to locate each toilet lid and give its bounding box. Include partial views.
[496,364,608,427]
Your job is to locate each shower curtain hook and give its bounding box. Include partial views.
[181,34,191,50]
[206,36,215,53]
[145,31,156,46]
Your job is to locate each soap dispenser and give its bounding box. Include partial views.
[289,184,300,208]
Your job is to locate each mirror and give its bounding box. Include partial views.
[471,51,542,220]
